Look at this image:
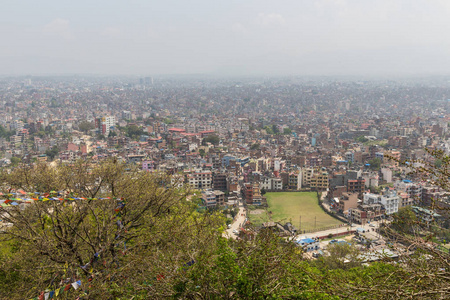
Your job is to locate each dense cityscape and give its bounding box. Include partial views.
[2,0,450,298]
[1,75,450,298]
[1,75,450,238]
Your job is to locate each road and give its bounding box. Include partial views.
[295,220,384,243]
[223,200,246,239]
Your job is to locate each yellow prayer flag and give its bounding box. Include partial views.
[55,288,59,297]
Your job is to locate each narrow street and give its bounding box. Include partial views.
[223,200,246,239]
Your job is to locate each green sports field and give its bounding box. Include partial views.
[249,192,342,231]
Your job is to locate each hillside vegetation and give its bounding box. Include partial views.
[0,160,448,299]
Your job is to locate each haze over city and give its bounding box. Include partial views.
[2,0,450,76]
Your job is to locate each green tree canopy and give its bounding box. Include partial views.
[203,134,220,145]
[355,135,368,143]
[283,128,292,135]
[391,206,419,234]
[125,124,144,140]
[78,120,95,134]
[368,158,382,170]
[0,125,14,139]
[45,146,59,161]
[250,143,260,150]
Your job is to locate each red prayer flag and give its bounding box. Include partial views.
[156,274,165,281]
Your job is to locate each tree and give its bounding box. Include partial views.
[435,158,443,168]
[45,146,59,161]
[10,157,21,166]
[391,206,418,234]
[314,242,361,270]
[1,151,450,299]
[125,125,144,140]
[44,125,54,135]
[263,125,273,134]
[250,143,260,150]
[272,124,279,134]
[355,135,369,143]
[0,125,14,139]
[0,160,223,299]
[203,134,220,145]
[78,120,95,134]
[368,158,381,170]
[283,128,292,135]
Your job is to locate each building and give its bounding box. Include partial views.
[243,182,262,205]
[260,176,283,191]
[296,238,320,252]
[347,178,365,194]
[213,173,228,192]
[301,168,314,187]
[336,192,359,215]
[412,206,441,227]
[95,116,116,137]
[288,171,302,190]
[362,171,379,188]
[187,171,212,190]
[310,170,329,191]
[363,189,399,215]
[142,160,155,172]
[201,190,217,208]
[213,190,226,206]
[380,168,392,183]
[395,180,422,202]
[350,204,384,225]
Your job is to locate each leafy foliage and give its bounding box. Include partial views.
[368,158,381,170]
[45,146,59,160]
[203,134,220,145]
[0,155,449,299]
[78,120,95,134]
[124,125,144,140]
[0,125,14,139]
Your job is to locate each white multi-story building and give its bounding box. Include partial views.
[260,176,283,191]
[187,171,212,190]
[394,180,422,202]
[103,116,116,137]
[96,116,116,137]
[363,189,399,215]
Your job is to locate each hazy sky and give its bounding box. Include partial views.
[2,0,450,76]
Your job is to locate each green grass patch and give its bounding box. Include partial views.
[263,192,342,231]
[247,210,271,225]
